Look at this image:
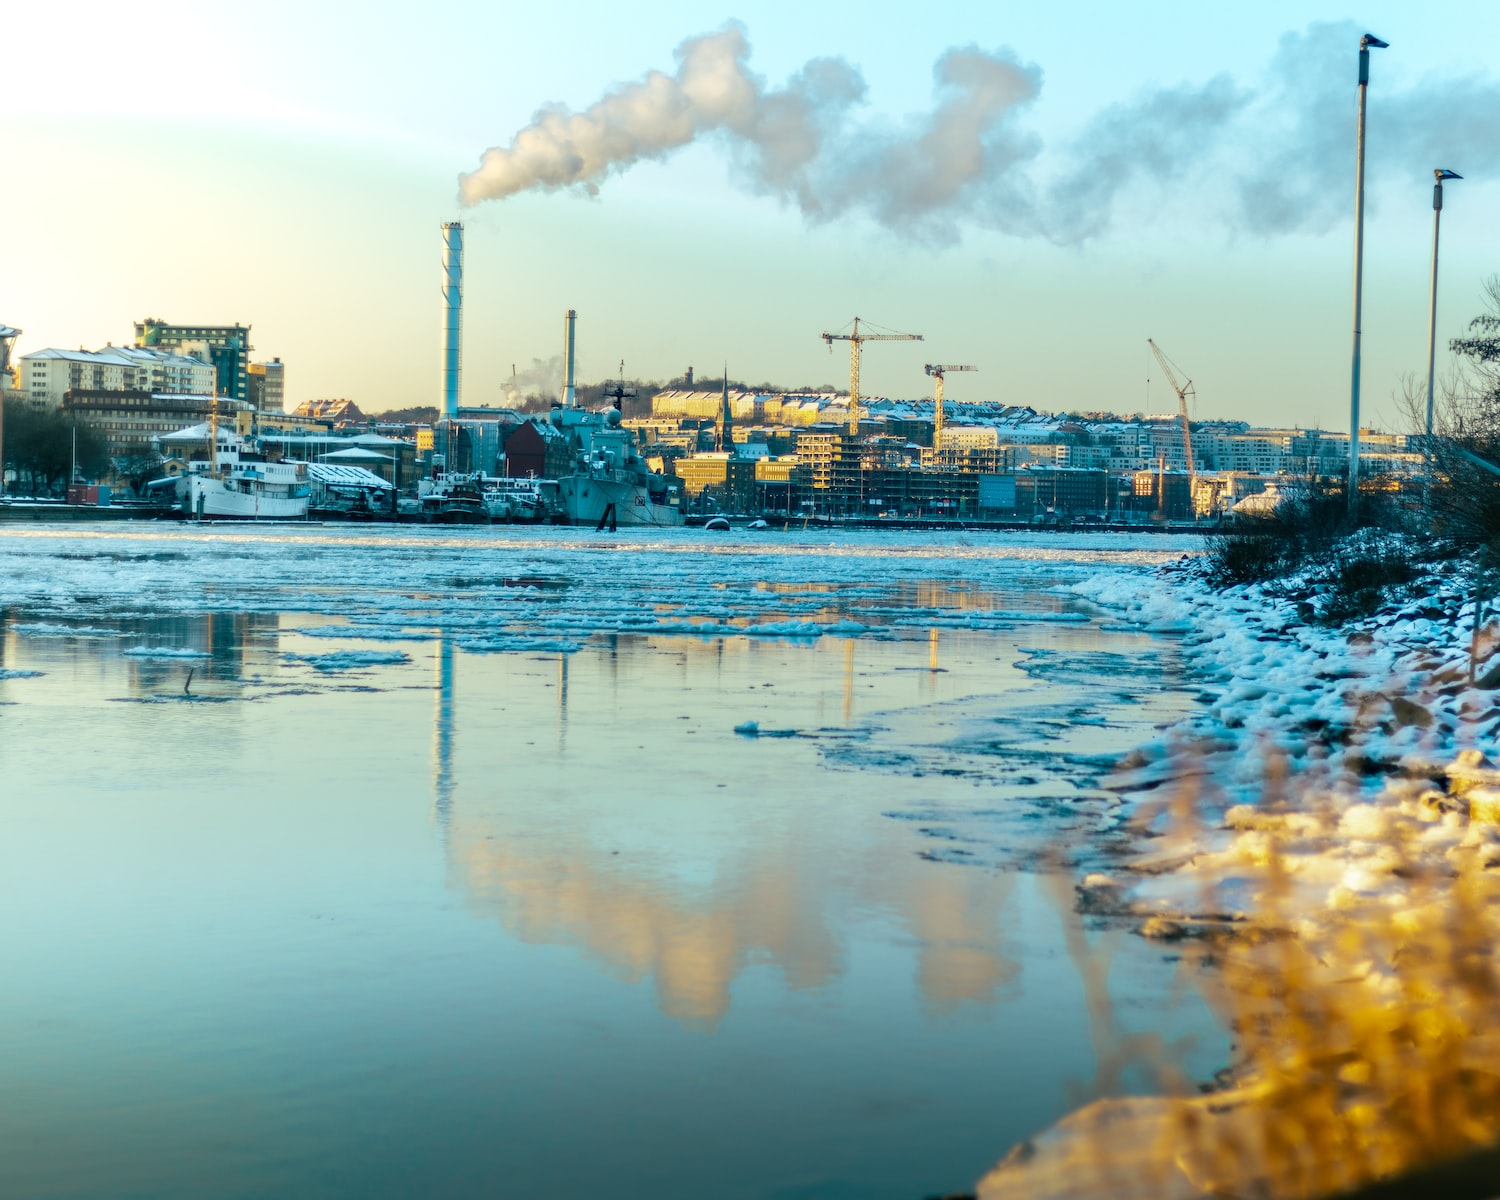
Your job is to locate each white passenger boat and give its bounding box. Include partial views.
[149,423,310,520]
[553,408,683,527]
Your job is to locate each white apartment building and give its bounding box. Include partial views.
[21,346,215,407]
[939,426,1000,452]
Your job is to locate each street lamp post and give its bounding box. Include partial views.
[1424,168,1462,509]
[1349,32,1388,511]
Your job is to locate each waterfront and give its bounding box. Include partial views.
[0,525,1222,1199]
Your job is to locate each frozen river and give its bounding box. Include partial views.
[0,524,1223,1199]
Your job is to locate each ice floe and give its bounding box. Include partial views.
[283,650,412,672]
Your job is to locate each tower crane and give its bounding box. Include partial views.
[1146,338,1197,478]
[822,317,923,436]
[924,364,977,453]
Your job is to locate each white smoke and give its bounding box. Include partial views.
[460,21,1500,244]
[459,23,1042,244]
[502,356,564,409]
[1229,21,1500,236]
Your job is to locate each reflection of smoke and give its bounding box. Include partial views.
[503,355,564,409]
[460,21,1500,245]
[449,836,840,1030]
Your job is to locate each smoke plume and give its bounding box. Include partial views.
[502,356,564,410]
[459,21,1500,244]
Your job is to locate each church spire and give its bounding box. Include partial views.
[716,365,734,454]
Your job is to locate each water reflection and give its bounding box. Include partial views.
[446,819,1023,1029]
[0,528,1222,1200]
[432,629,455,824]
[1,608,280,701]
[433,628,1039,1032]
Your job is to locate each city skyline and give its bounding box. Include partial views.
[9,1,1500,429]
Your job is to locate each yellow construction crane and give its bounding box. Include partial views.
[1146,338,1197,477]
[924,364,977,453]
[822,317,923,435]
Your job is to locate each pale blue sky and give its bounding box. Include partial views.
[9,1,1499,428]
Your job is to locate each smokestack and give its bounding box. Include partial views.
[441,221,463,420]
[562,309,577,408]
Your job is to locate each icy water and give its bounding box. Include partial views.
[0,524,1222,1200]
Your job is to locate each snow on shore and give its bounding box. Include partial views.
[975,546,1500,1199]
[1063,548,1498,922]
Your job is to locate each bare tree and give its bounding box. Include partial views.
[1413,276,1500,548]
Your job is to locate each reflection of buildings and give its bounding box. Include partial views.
[117,611,279,697]
[435,633,1024,1031]
[413,566,1102,1030]
[432,631,455,824]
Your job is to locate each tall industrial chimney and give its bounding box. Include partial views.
[562,309,577,408]
[441,222,463,420]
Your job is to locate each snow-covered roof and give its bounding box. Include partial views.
[22,345,207,369]
[306,463,393,489]
[319,447,393,462]
[158,423,236,443]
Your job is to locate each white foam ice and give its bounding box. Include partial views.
[283,650,413,672]
[10,622,123,638]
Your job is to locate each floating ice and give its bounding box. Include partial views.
[11,622,122,638]
[283,650,412,672]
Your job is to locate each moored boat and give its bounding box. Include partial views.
[478,475,555,522]
[148,423,310,520]
[417,471,487,523]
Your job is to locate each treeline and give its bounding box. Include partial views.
[1,400,109,496]
[368,406,439,424]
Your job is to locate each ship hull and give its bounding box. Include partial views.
[184,476,309,520]
[559,475,683,527]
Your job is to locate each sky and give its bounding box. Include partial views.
[8,1,1500,430]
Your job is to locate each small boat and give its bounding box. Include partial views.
[703,516,731,531]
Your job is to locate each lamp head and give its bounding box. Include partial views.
[1361,33,1389,49]
[1436,168,1463,181]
